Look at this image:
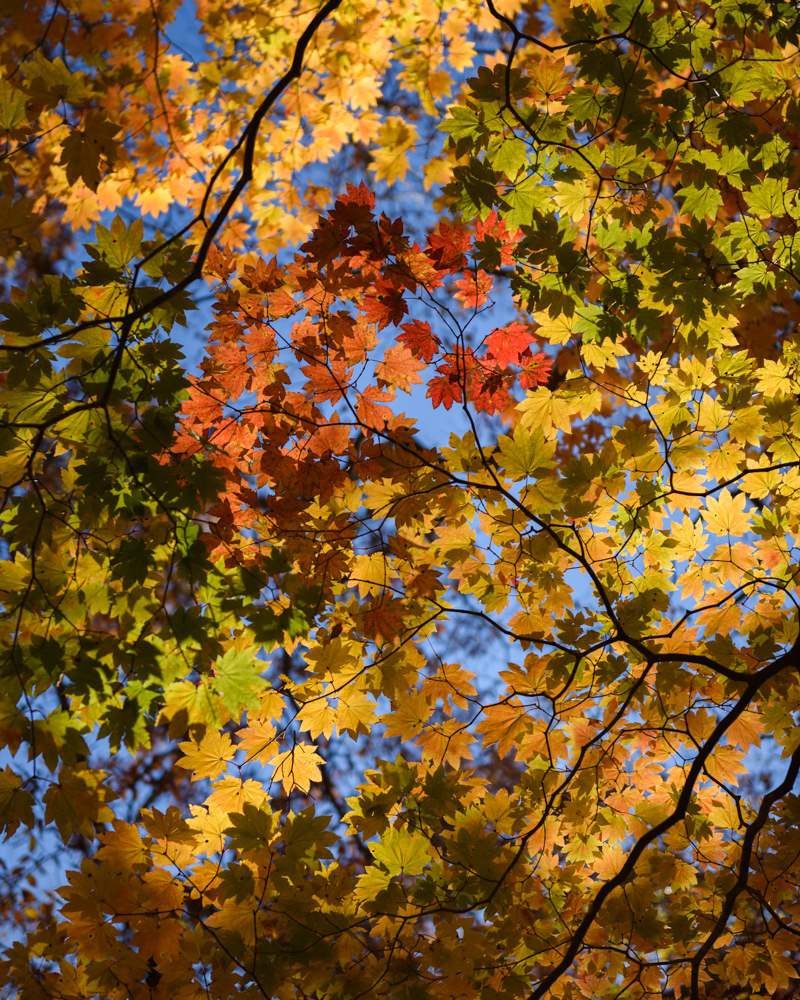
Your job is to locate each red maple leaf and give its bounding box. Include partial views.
[300,215,350,266]
[453,269,493,309]
[470,371,511,416]
[519,352,553,389]
[241,256,282,293]
[301,183,377,265]
[426,348,478,409]
[301,360,352,403]
[181,380,224,424]
[363,277,408,330]
[426,222,471,273]
[339,181,375,210]
[375,344,424,392]
[378,213,408,259]
[204,244,236,280]
[484,322,534,368]
[427,373,463,410]
[397,320,441,362]
[475,210,521,266]
[356,384,394,428]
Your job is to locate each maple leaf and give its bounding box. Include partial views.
[42,766,116,842]
[415,719,473,767]
[297,699,337,740]
[301,359,352,403]
[270,743,324,794]
[59,112,120,191]
[453,269,493,309]
[224,802,275,854]
[356,384,394,428]
[176,731,236,781]
[336,690,377,739]
[469,370,510,415]
[496,425,556,481]
[0,197,42,256]
[374,344,424,393]
[0,767,34,837]
[204,244,237,281]
[363,277,408,330]
[518,352,553,389]
[206,775,266,814]
[212,645,267,718]
[475,703,529,759]
[339,181,376,211]
[702,488,751,537]
[484,322,535,368]
[371,117,418,183]
[95,821,150,871]
[131,916,183,962]
[141,869,184,912]
[426,222,471,272]
[397,319,441,362]
[371,826,432,875]
[427,373,463,410]
[380,691,431,739]
[363,597,406,645]
[474,210,520,268]
[237,718,280,765]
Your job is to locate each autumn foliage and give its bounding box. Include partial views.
[2,0,800,999]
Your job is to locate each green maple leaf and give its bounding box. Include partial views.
[0,80,27,135]
[23,53,85,105]
[94,216,143,268]
[219,862,256,903]
[212,645,267,718]
[0,768,35,838]
[487,136,529,178]
[371,825,432,876]
[60,112,120,191]
[354,866,393,902]
[677,177,723,222]
[496,425,556,481]
[502,173,548,233]
[449,160,498,221]
[224,803,275,854]
[438,104,484,144]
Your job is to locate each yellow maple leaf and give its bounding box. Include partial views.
[236,718,279,765]
[671,515,709,560]
[270,743,324,794]
[348,552,391,598]
[135,185,174,217]
[370,117,417,184]
[141,869,184,912]
[176,730,235,781]
[187,804,230,856]
[336,690,377,739]
[553,177,592,221]
[581,336,630,370]
[43,765,116,841]
[755,358,800,398]
[702,488,751,537]
[415,719,473,768]
[380,691,431,740]
[297,698,337,740]
[206,776,267,814]
[96,820,150,871]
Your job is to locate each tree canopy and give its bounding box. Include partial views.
[2,1,800,998]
